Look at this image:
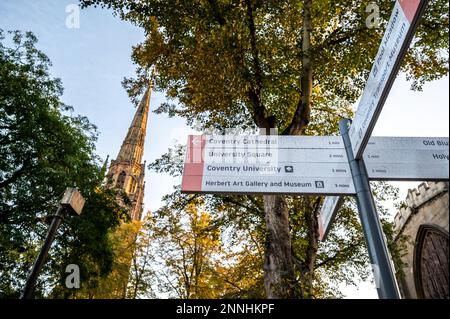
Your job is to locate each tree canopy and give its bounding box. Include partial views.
[0,29,128,298]
[148,144,402,298]
[82,0,448,133]
[79,0,448,298]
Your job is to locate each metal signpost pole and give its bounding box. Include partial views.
[21,206,66,299]
[339,119,400,299]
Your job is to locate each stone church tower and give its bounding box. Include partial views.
[394,182,449,299]
[106,83,152,221]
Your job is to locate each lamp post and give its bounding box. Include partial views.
[21,188,85,299]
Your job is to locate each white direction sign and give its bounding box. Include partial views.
[203,135,344,149]
[319,135,449,241]
[319,196,343,241]
[200,163,351,178]
[186,176,356,196]
[349,0,430,159]
[181,135,448,196]
[366,136,449,150]
[367,162,449,181]
[182,135,356,196]
[322,0,433,242]
[203,148,349,164]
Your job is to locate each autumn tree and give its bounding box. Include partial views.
[80,0,449,298]
[150,145,401,298]
[61,220,142,299]
[127,215,155,299]
[145,188,268,299]
[149,198,223,299]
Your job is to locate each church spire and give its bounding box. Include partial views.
[107,73,154,221]
[117,81,152,164]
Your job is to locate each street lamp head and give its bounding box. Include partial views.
[60,188,85,216]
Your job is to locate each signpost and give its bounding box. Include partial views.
[180,0,441,300]
[364,137,449,181]
[319,136,449,236]
[184,134,448,240]
[319,0,431,299]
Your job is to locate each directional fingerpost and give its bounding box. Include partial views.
[180,0,444,300]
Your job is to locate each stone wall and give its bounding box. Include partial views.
[393,182,449,299]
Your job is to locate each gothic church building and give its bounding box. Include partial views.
[106,83,152,221]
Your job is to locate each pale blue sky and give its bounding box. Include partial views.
[0,0,195,215]
[1,1,448,299]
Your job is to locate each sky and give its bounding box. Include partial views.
[0,1,448,299]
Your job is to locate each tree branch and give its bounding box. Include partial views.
[284,0,312,135]
[222,196,262,215]
[290,252,306,298]
[0,159,33,189]
[315,240,364,269]
[207,0,226,25]
[244,0,273,130]
[316,24,366,52]
[221,273,245,293]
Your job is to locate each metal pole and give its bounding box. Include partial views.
[21,206,66,299]
[339,118,400,299]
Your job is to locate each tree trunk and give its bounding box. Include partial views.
[263,195,296,298]
[302,197,321,297]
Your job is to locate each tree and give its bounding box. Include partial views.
[81,0,449,298]
[127,215,155,299]
[62,219,141,299]
[150,198,223,299]
[0,29,127,298]
[150,145,401,298]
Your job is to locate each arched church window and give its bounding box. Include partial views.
[414,224,449,299]
[117,171,126,189]
[129,178,136,193]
